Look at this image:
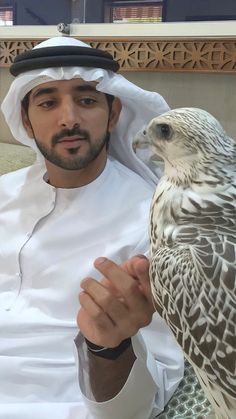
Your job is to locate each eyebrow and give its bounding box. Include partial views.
[74,85,99,94]
[31,84,100,101]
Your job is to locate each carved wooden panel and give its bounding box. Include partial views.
[1,38,236,73]
[0,40,39,66]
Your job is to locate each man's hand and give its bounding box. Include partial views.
[77,255,155,348]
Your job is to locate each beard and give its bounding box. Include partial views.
[34,126,110,171]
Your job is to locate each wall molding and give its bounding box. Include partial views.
[1,38,236,73]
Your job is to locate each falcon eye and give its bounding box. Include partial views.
[156,123,173,140]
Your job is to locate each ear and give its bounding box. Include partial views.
[21,106,34,139]
[108,97,122,132]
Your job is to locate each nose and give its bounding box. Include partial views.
[58,98,80,129]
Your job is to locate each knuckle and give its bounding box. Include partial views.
[95,257,115,273]
[81,277,95,291]
[79,291,90,306]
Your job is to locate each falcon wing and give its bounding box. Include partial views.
[150,183,236,398]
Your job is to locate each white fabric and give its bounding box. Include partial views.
[0,158,184,419]
[1,36,169,187]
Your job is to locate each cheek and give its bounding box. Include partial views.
[87,111,110,135]
[31,123,46,137]
[28,115,54,140]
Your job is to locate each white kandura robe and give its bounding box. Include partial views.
[0,157,184,419]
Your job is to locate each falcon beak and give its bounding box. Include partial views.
[133,128,150,152]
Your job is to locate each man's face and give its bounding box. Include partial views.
[22,78,120,172]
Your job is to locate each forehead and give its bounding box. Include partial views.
[30,78,99,97]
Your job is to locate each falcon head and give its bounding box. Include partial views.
[133,107,235,183]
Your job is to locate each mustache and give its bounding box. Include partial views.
[52,126,90,146]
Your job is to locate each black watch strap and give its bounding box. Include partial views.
[84,337,132,360]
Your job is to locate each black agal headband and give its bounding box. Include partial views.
[10,45,120,76]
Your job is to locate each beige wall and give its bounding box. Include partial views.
[124,71,236,139]
[0,68,17,144]
[1,68,235,144]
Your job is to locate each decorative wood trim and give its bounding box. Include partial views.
[1,38,236,73]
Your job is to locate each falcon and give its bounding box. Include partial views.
[134,108,236,419]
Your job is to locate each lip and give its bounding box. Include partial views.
[58,135,86,143]
[57,136,86,148]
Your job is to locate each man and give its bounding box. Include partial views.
[0,36,184,419]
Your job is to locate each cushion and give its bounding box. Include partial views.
[156,360,212,418]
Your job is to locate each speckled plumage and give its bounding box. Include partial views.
[135,108,236,419]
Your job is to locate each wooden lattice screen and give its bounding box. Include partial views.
[0,38,236,73]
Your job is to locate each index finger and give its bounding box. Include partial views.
[94,256,151,302]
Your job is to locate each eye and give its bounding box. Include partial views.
[156,123,173,140]
[38,100,56,109]
[79,97,97,106]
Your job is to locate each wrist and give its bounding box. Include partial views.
[84,337,132,360]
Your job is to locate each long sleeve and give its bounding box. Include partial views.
[75,313,184,419]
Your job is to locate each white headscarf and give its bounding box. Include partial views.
[1,36,169,186]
